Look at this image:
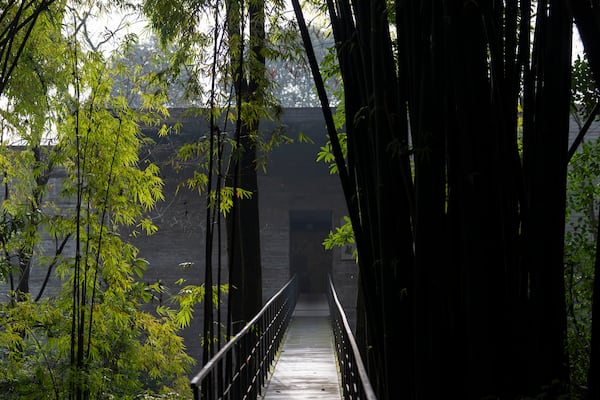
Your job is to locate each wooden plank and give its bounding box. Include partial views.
[261,294,341,399]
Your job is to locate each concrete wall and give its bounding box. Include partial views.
[0,108,358,366]
[134,107,359,364]
[131,107,357,296]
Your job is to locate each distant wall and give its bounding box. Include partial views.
[133,107,358,364]
[0,108,357,366]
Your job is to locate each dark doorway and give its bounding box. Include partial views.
[289,210,332,293]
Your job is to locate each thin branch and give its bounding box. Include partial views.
[34,233,72,302]
[0,0,57,96]
[290,0,355,211]
[568,101,600,163]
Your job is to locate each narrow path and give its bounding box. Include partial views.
[261,294,342,399]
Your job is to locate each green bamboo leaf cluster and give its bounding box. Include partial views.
[0,3,196,399]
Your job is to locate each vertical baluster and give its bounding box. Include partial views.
[217,358,223,400]
[232,341,240,400]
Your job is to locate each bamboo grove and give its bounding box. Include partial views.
[3,0,600,399]
[1,2,193,398]
[294,1,600,399]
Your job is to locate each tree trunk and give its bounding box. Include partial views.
[521,1,571,393]
[302,1,575,398]
[227,126,262,331]
[225,0,264,334]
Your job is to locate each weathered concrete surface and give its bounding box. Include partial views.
[0,108,359,369]
[261,294,341,400]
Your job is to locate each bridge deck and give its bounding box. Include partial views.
[260,294,342,399]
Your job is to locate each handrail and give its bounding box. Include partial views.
[327,275,377,400]
[190,275,298,400]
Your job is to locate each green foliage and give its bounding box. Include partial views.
[0,288,193,399]
[323,215,357,262]
[0,0,71,301]
[210,187,253,216]
[571,55,599,121]
[297,132,314,144]
[170,281,229,330]
[314,47,356,257]
[563,52,600,394]
[315,40,346,174]
[565,137,598,392]
[316,133,347,175]
[316,132,356,254]
[0,4,194,399]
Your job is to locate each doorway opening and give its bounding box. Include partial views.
[289,210,332,293]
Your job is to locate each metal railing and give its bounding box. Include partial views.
[190,275,298,400]
[327,275,377,400]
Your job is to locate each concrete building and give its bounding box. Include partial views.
[139,107,360,364]
[134,107,359,363]
[135,107,357,301]
[0,107,359,366]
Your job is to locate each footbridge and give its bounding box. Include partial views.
[190,275,376,400]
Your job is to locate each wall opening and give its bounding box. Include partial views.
[289,210,332,293]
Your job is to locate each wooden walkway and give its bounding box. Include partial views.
[260,294,342,399]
